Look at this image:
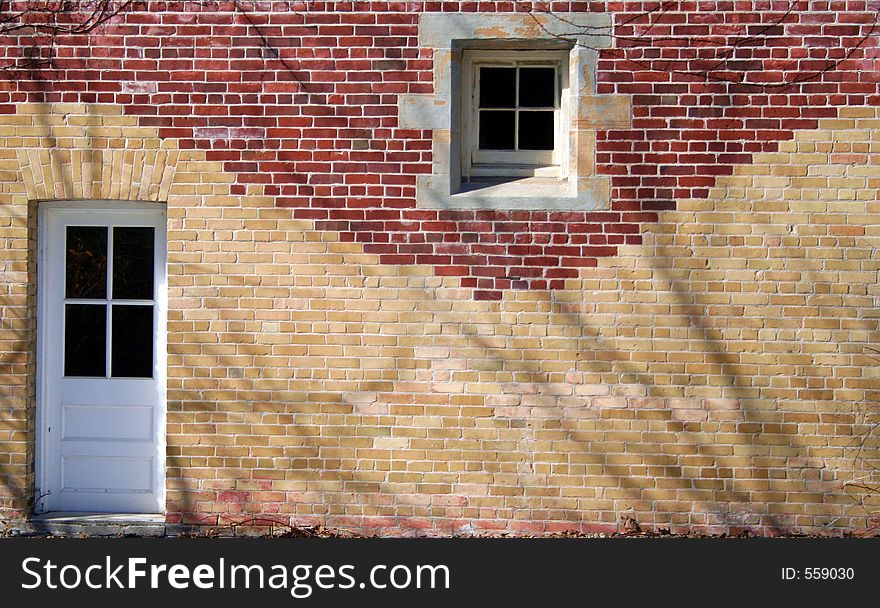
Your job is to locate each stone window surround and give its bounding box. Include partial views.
[398,12,632,211]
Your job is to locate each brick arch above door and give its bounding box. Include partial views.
[10,103,179,203]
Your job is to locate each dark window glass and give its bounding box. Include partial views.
[66,227,107,299]
[479,67,516,108]
[64,304,106,377]
[113,227,155,300]
[111,305,153,378]
[518,68,556,108]
[518,111,555,150]
[479,111,516,150]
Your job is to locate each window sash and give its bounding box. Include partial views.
[462,50,569,181]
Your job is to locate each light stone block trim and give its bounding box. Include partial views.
[417,12,614,49]
[399,12,631,211]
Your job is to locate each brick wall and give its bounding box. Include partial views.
[1,3,880,535]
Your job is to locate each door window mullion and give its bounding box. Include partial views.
[105,225,114,379]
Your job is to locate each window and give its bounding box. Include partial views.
[399,12,626,210]
[462,50,569,182]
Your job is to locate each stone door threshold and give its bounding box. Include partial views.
[28,512,167,537]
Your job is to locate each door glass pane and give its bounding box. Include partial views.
[518,68,556,108]
[111,305,153,378]
[479,67,516,108]
[518,111,555,150]
[479,110,515,150]
[64,304,106,377]
[66,227,107,299]
[113,227,155,300]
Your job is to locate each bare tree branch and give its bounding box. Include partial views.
[525,2,880,89]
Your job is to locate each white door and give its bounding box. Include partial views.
[38,202,166,513]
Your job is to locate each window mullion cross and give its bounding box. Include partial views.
[105,225,113,379]
[514,64,520,152]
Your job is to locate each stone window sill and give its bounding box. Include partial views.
[416,174,608,211]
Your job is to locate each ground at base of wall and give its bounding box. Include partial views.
[2,516,866,539]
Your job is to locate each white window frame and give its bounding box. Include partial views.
[461,49,570,181]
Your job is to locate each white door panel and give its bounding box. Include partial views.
[62,404,154,441]
[62,457,154,492]
[38,203,166,514]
